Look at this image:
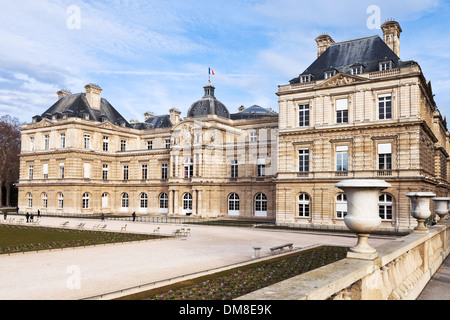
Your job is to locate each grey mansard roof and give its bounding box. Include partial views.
[131,114,173,130]
[230,105,278,120]
[37,93,131,127]
[187,81,231,119]
[290,35,418,84]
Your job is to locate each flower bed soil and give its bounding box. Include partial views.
[144,246,348,300]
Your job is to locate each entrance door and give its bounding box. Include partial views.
[183,193,193,216]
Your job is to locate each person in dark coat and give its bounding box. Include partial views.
[25,212,30,223]
[132,212,136,222]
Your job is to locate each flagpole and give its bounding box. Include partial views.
[208,67,210,82]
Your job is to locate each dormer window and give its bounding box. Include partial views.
[300,74,313,83]
[84,113,90,120]
[324,70,336,80]
[351,66,363,75]
[379,61,393,71]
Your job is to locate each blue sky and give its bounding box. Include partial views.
[1,0,449,123]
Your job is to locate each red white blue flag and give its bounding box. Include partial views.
[209,68,215,75]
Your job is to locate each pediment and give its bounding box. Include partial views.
[315,73,369,89]
[98,121,115,129]
[35,118,54,128]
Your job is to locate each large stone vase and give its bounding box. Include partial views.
[405,192,436,233]
[432,197,450,225]
[335,180,391,260]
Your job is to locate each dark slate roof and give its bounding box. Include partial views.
[131,115,173,130]
[187,98,230,118]
[290,35,418,84]
[230,105,278,120]
[39,93,131,127]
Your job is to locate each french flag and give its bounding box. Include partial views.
[209,67,215,76]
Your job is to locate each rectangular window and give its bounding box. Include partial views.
[250,131,258,143]
[29,164,34,179]
[43,163,48,179]
[147,140,153,150]
[120,140,126,152]
[44,135,50,150]
[299,149,310,173]
[123,165,129,180]
[59,163,65,179]
[379,61,392,71]
[60,133,66,148]
[336,99,349,124]
[102,164,109,180]
[103,136,109,152]
[378,143,393,170]
[336,146,349,172]
[83,163,91,179]
[300,75,312,83]
[142,164,148,180]
[379,95,392,120]
[84,134,91,149]
[257,159,266,177]
[324,70,336,79]
[161,163,168,180]
[165,139,171,149]
[299,104,310,127]
[351,66,363,75]
[231,160,238,178]
[30,136,35,152]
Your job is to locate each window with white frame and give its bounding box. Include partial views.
[102,193,109,209]
[379,194,393,220]
[299,104,310,127]
[84,134,91,149]
[300,74,312,83]
[102,164,109,180]
[42,193,48,208]
[378,94,392,120]
[379,61,393,71]
[254,193,267,216]
[140,193,148,208]
[44,135,50,150]
[58,193,64,209]
[123,165,129,180]
[59,163,65,179]
[249,131,258,143]
[336,194,347,219]
[351,66,363,75]
[336,146,349,172]
[257,159,266,177]
[183,193,193,211]
[298,149,310,173]
[27,193,33,208]
[378,143,393,171]
[159,193,169,210]
[165,139,171,149]
[103,136,109,152]
[324,70,336,79]
[161,163,168,180]
[336,99,349,124]
[60,133,66,148]
[228,193,240,213]
[82,193,90,209]
[184,158,193,178]
[231,160,238,178]
[29,164,34,180]
[147,140,153,150]
[120,139,126,152]
[30,136,35,151]
[121,193,129,208]
[142,164,148,180]
[298,193,310,217]
[43,163,48,179]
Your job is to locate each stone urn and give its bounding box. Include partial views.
[405,192,436,233]
[432,197,450,225]
[335,180,391,260]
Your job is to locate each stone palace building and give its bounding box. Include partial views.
[18,21,450,231]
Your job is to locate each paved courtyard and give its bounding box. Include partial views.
[0,217,396,300]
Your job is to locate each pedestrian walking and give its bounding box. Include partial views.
[132,212,136,222]
[3,211,6,221]
[26,212,29,223]
[101,213,105,221]
[30,213,34,222]
[37,209,40,218]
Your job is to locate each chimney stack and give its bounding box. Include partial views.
[57,89,71,100]
[169,108,181,125]
[381,20,402,57]
[144,112,155,121]
[84,83,103,110]
[315,34,335,57]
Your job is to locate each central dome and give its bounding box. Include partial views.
[187,81,230,119]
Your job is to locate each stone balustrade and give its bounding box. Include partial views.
[238,180,450,300]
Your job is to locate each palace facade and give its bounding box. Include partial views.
[18,21,450,231]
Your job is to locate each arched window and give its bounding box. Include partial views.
[27,193,33,208]
[58,193,64,209]
[254,193,267,217]
[102,193,109,209]
[298,193,310,217]
[183,193,193,215]
[121,193,129,208]
[159,193,169,214]
[82,193,90,209]
[140,193,148,208]
[228,193,240,216]
[42,193,48,208]
[336,194,347,219]
[184,158,194,178]
[379,194,394,220]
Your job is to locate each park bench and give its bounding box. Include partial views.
[153,227,160,234]
[270,243,294,255]
[172,228,191,237]
[75,223,85,229]
[60,221,69,227]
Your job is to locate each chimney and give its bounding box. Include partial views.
[57,89,71,100]
[315,34,335,57]
[238,105,246,112]
[144,112,155,121]
[169,108,181,125]
[84,83,103,110]
[381,20,402,57]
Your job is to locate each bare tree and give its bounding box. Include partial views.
[0,115,21,207]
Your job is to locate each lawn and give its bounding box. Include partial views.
[142,246,348,301]
[0,224,167,254]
